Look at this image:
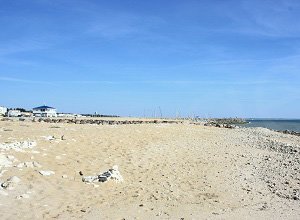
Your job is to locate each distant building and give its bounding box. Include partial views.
[33,105,57,117]
[8,110,22,117]
[0,106,7,116]
[21,112,32,117]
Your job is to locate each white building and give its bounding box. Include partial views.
[33,105,57,117]
[0,106,7,116]
[8,110,21,117]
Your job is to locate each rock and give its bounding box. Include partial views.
[82,165,123,183]
[292,189,300,200]
[0,155,17,169]
[109,165,124,182]
[98,175,108,182]
[62,175,68,179]
[82,176,98,183]
[42,136,55,141]
[1,176,21,190]
[17,194,30,199]
[39,170,55,176]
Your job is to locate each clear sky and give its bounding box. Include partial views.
[0,0,299,118]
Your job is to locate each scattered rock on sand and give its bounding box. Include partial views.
[82,165,123,183]
[0,141,37,152]
[39,170,55,176]
[16,161,41,168]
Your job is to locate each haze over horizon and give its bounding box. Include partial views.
[1,0,300,118]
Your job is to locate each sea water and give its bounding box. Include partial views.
[244,119,300,132]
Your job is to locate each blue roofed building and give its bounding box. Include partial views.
[33,105,57,117]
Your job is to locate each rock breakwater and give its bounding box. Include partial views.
[2,117,184,126]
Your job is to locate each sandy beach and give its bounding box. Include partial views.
[0,119,299,219]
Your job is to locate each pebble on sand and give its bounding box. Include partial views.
[1,176,21,190]
[16,161,41,168]
[39,170,55,176]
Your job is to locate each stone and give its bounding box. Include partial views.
[82,176,98,183]
[98,175,108,182]
[109,165,124,182]
[0,155,17,169]
[82,165,123,183]
[39,170,55,176]
[1,176,21,190]
[17,194,30,199]
[42,136,55,141]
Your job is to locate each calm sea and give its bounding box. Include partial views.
[243,119,300,132]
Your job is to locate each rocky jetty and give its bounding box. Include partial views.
[10,118,185,126]
[202,118,246,129]
[278,129,300,136]
[210,118,247,124]
[204,122,238,129]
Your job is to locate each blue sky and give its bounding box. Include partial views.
[0,0,300,118]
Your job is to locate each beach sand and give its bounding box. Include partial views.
[0,120,299,219]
